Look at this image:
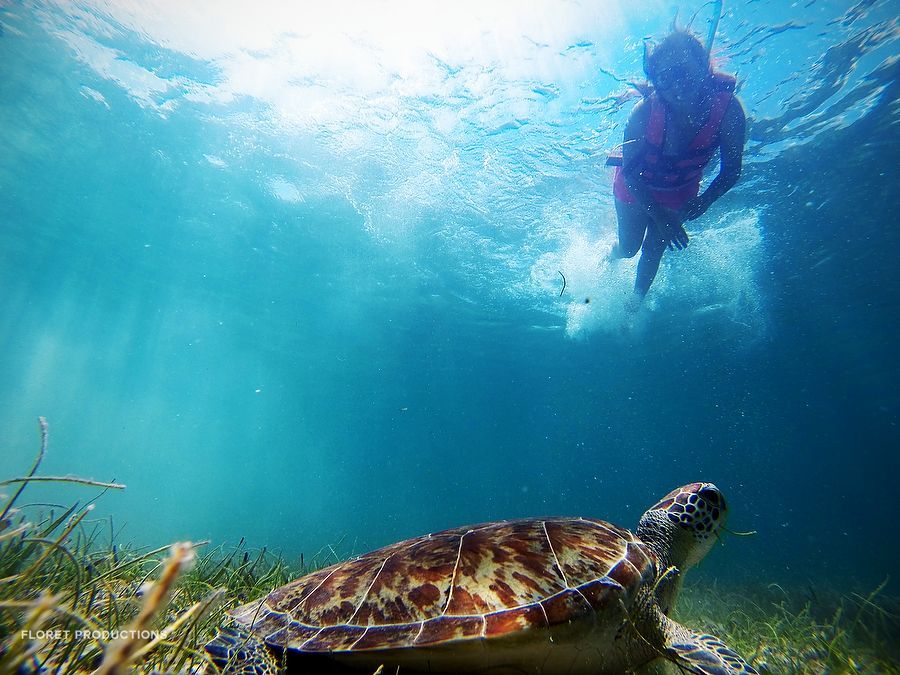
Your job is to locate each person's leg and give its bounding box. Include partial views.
[635,225,667,298]
[611,199,651,259]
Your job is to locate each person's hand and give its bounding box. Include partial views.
[648,206,689,251]
[680,196,710,221]
[668,223,689,250]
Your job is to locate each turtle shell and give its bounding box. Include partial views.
[230,517,657,657]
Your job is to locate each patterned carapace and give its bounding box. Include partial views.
[230,517,657,653]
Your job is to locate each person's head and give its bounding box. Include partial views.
[643,31,711,107]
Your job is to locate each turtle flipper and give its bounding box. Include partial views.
[205,625,279,675]
[663,621,758,675]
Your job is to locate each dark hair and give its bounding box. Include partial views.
[643,30,709,80]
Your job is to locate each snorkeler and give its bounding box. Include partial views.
[609,30,746,307]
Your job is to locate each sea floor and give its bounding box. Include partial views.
[2,518,897,673]
[675,580,899,674]
[1,435,897,673]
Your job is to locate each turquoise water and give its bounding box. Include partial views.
[0,0,897,593]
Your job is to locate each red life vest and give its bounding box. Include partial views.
[638,72,736,192]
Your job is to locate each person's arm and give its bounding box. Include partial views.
[682,97,747,221]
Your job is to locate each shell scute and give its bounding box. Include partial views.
[351,532,460,625]
[351,624,421,651]
[625,540,653,570]
[406,582,442,612]
[575,578,623,612]
[292,557,381,621]
[540,588,594,624]
[237,605,287,638]
[265,622,319,650]
[607,558,642,593]
[414,615,484,646]
[447,520,566,615]
[545,519,637,587]
[299,625,365,651]
[483,602,547,638]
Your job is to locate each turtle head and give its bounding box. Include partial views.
[637,482,727,575]
[637,483,727,614]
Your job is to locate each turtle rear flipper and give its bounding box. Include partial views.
[206,625,279,675]
[663,620,759,675]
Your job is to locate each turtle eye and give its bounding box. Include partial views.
[698,486,724,510]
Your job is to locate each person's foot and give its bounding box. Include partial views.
[624,291,643,315]
[604,243,619,264]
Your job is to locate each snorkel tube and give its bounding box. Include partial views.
[706,0,723,59]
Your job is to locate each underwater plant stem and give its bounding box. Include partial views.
[850,577,892,621]
[89,543,173,584]
[38,503,78,542]
[16,536,83,607]
[168,596,226,670]
[1,506,92,587]
[0,598,102,632]
[0,417,48,523]
[0,522,30,541]
[838,576,892,660]
[139,589,224,666]
[724,527,758,537]
[0,476,126,490]
[94,542,195,675]
[0,592,59,673]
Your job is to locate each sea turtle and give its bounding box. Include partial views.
[206,482,758,674]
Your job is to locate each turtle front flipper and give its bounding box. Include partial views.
[205,625,279,675]
[663,619,759,675]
